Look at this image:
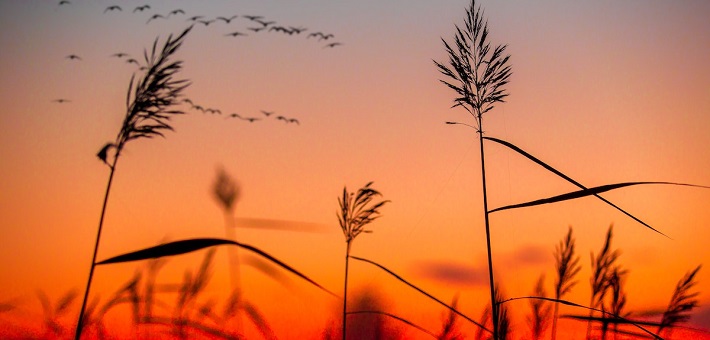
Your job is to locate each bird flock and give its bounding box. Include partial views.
[182,99,300,125]
[51,1,345,127]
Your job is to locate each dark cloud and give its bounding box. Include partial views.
[412,260,489,287]
[503,244,551,267]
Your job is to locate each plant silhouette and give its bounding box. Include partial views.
[75,25,193,340]
[337,181,389,340]
[434,0,511,337]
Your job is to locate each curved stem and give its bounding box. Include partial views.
[74,160,119,340]
[342,240,352,340]
[478,117,498,339]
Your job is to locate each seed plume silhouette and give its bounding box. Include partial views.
[74,26,193,340]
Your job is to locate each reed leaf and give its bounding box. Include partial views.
[489,181,708,214]
[483,136,669,236]
[346,310,438,338]
[349,255,491,333]
[95,238,336,297]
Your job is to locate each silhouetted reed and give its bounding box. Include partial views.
[434,0,511,336]
[552,227,580,340]
[337,181,389,340]
[527,275,551,340]
[657,265,701,338]
[438,295,464,340]
[587,225,621,340]
[75,25,193,340]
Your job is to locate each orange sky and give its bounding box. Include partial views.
[1,0,709,339]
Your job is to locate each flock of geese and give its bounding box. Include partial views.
[183,99,301,125]
[51,2,339,126]
[56,2,342,48]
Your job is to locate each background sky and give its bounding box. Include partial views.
[1,0,709,338]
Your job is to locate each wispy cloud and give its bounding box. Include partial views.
[412,260,489,287]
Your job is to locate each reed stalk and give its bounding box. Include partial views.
[74,26,192,340]
[435,1,511,337]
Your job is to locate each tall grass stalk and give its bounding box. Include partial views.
[337,182,389,340]
[552,227,581,340]
[74,26,192,340]
[434,1,511,337]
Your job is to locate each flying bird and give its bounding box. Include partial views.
[260,110,274,117]
[187,15,203,21]
[289,26,307,34]
[58,0,70,5]
[248,27,266,33]
[197,19,215,26]
[243,117,260,123]
[287,118,300,125]
[216,15,238,23]
[182,98,194,105]
[110,52,128,58]
[254,19,275,27]
[133,5,150,12]
[104,5,122,13]
[169,9,185,16]
[243,15,263,21]
[146,14,166,24]
[225,31,247,37]
[126,58,140,65]
[66,54,82,60]
[324,42,342,48]
[52,99,71,103]
[226,113,241,119]
[205,108,222,114]
[276,116,287,122]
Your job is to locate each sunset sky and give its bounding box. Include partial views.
[1,0,709,338]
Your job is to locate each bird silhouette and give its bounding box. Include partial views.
[205,108,222,114]
[146,14,165,24]
[260,110,274,117]
[248,27,266,33]
[133,5,150,12]
[126,58,140,65]
[288,118,300,125]
[225,31,247,37]
[187,15,203,21]
[324,42,342,48]
[254,19,275,27]
[320,34,334,41]
[182,98,193,105]
[243,15,263,21]
[276,116,287,122]
[169,9,185,16]
[227,113,241,119]
[104,5,121,13]
[216,15,237,23]
[66,54,82,60]
[52,99,71,103]
[244,117,260,123]
[58,0,70,5]
[110,52,128,58]
[289,26,307,34]
[197,19,215,26]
